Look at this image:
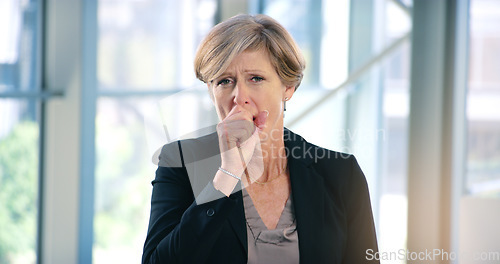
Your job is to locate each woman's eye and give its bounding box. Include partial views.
[217,79,233,86]
[251,76,264,82]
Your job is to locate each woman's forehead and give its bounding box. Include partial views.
[214,49,275,77]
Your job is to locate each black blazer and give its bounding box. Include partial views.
[142,128,379,264]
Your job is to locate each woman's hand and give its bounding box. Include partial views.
[213,105,267,195]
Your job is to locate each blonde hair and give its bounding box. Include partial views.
[194,14,306,90]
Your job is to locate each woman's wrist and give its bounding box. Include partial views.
[213,169,240,197]
[218,167,241,180]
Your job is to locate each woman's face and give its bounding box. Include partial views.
[208,49,295,139]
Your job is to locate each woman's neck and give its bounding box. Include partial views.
[257,129,288,181]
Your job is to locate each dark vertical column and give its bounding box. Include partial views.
[407,0,469,262]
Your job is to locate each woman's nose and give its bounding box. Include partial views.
[233,82,250,105]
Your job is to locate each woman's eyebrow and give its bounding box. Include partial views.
[215,72,234,79]
[243,69,266,74]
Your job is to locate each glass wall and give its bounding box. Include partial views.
[0,100,39,264]
[466,0,500,197]
[268,0,412,260]
[459,0,500,262]
[378,1,411,261]
[94,0,217,262]
[0,0,41,263]
[0,0,40,93]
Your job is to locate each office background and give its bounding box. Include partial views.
[0,0,499,263]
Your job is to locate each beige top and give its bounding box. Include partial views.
[242,188,300,264]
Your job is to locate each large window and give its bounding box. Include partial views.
[466,0,500,197]
[0,0,42,263]
[459,0,500,260]
[93,0,217,262]
[267,0,412,259]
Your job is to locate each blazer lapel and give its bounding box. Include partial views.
[227,189,248,257]
[285,129,327,262]
[187,131,248,257]
[188,128,330,261]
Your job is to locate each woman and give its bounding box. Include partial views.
[142,14,378,264]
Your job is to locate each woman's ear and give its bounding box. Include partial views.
[284,85,295,101]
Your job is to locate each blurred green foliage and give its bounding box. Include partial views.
[0,121,38,263]
[93,105,151,253]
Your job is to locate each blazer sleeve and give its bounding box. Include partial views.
[342,156,380,264]
[142,142,240,264]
